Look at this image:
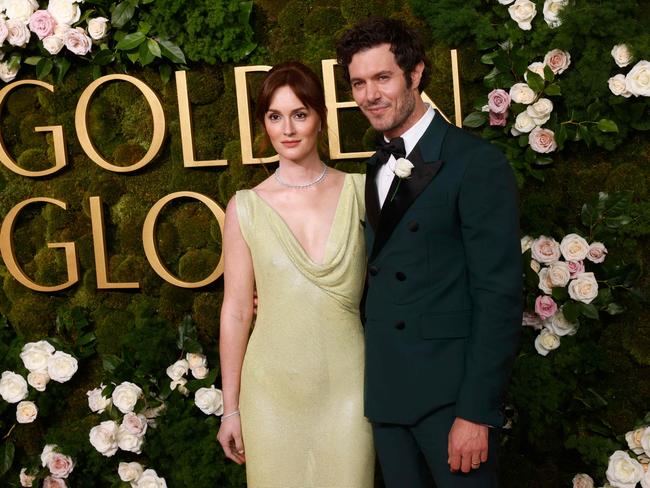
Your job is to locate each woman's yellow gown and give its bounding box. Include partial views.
[235,173,374,488]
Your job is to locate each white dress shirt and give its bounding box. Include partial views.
[376,105,435,208]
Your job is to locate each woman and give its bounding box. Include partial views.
[216,62,374,487]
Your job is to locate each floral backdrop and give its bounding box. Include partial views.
[0,0,648,487]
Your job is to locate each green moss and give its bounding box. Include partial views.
[185,69,224,105]
[192,292,221,342]
[178,248,219,283]
[95,307,135,354]
[8,293,58,339]
[16,148,50,172]
[110,254,147,285]
[5,87,40,116]
[33,246,71,287]
[158,282,195,321]
[174,201,217,250]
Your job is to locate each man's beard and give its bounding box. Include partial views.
[365,91,416,135]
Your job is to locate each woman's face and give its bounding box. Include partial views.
[264,85,321,163]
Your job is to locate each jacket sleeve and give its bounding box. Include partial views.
[454,143,523,427]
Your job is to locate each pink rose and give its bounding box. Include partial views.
[29,10,56,40]
[47,453,74,479]
[121,412,148,437]
[522,311,544,330]
[535,295,558,320]
[63,27,92,55]
[529,127,557,153]
[489,110,508,126]
[586,242,607,263]
[567,260,585,278]
[0,20,8,45]
[488,88,511,114]
[544,49,571,75]
[531,236,561,264]
[43,477,67,488]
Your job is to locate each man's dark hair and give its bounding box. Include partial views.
[336,18,431,93]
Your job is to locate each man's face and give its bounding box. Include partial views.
[348,43,423,139]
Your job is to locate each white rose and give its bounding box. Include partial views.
[543,0,568,28]
[191,365,209,380]
[5,0,37,23]
[42,35,64,54]
[611,44,634,68]
[642,469,650,488]
[547,261,571,287]
[608,74,633,98]
[111,381,143,414]
[626,427,646,455]
[63,26,92,55]
[16,400,38,423]
[87,385,111,413]
[135,469,168,488]
[47,351,78,383]
[121,412,148,437]
[47,452,74,479]
[547,309,578,336]
[41,444,57,467]
[508,0,537,30]
[509,82,536,104]
[20,341,54,372]
[529,127,557,153]
[525,62,546,82]
[606,450,644,488]
[170,377,189,396]
[0,371,28,403]
[27,370,50,392]
[641,426,650,457]
[393,158,414,178]
[544,49,571,75]
[568,272,599,304]
[20,467,36,487]
[194,386,224,415]
[534,328,560,356]
[625,60,650,97]
[89,420,119,457]
[117,428,144,454]
[498,0,515,4]
[532,236,561,264]
[0,20,8,45]
[526,98,554,125]
[6,18,30,47]
[118,462,144,483]
[521,235,534,253]
[43,477,67,488]
[186,352,207,370]
[537,267,553,294]
[560,233,590,261]
[587,242,607,263]
[572,473,594,488]
[512,111,537,136]
[47,0,80,25]
[166,359,189,381]
[87,16,109,40]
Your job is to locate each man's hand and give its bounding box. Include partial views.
[447,417,489,473]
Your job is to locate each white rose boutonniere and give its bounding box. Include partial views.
[389,157,414,202]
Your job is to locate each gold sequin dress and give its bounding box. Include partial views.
[235,173,374,488]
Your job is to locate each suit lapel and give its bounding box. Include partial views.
[365,153,381,231]
[369,114,450,261]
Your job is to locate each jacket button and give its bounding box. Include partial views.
[395,321,405,330]
[408,221,419,232]
[395,271,406,281]
[369,266,379,276]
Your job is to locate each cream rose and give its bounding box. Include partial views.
[47,452,74,479]
[41,444,57,467]
[568,272,599,304]
[28,10,56,39]
[537,267,553,295]
[20,467,36,487]
[5,0,38,23]
[118,462,144,483]
[642,469,650,488]
[135,469,168,488]
[626,60,650,97]
[121,412,148,437]
[641,426,650,457]
[526,98,554,125]
[166,359,189,381]
[547,261,571,287]
[16,400,38,423]
[112,381,143,414]
[512,111,536,136]
[611,44,634,68]
[608,74,633,98]
[186,352,207,370]
[572,473,594,488]
[87,385,111,413]
[534,328,560,356]
[24,370,49,393]
[521,235,534,253]
[171,377,189,396]
[194,386,224,415]
[606,450,644,488]
[498,0,515,4]
[20,340,55,372]
[47,351,78,383]
[525,61,546,82]
[531,236,561,264]
[43,35,64,55]
[529,127,557,153]
[63,26,92,55]
[394,158,414,178]
[547,309,578,336]
[43,477,66,488]
[89,420,119,457]
[560,233,590,261]
[47,0,80,25]
[191,365,209,380]
[87,17,109,40]
[544,49,571,75]
[509,82,536,105]
[508,0,537,30]
[0,371,28,403]
[587,242,607,263]
[117,428,144,454]
[626,427,646,455]
[543,0,568,28]
[0,20,8,45]
[7,18,30,47]
[530,259,541,273]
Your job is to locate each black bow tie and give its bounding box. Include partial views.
[376,137,406,165]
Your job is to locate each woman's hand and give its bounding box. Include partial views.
[217,415,246,465]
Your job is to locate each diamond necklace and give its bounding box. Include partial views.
[274,162,328,189]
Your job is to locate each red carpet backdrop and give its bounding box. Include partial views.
[0,0,648,486]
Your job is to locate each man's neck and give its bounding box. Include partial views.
[384,99,428,139]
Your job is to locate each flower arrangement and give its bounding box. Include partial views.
[608,44,650,99]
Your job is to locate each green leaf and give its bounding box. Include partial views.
[555,123,567,149]
[93,49,115,66]
[562,301,580,322]
[578,125,592,145]
[112,1,136,29]
[147,39,161,58]
[597,119,619,133]
[480,51,499,65]
[551,287,569,301]
[138,21,152,35]
[138,40,155,66]
[543,65,555,82]
[54,57,71,84]
[544,83,561,96]
[535,157,553,166]
[463,111,487,128]
[126,50,140,63]
[36,58,53,80]
[159,64,172,84]
[24,56,42,66]
[526,71,544,93]
[102,354,122,373]
[116,32,146,51]
[605,302,625,315]
[579,303,599,320]
[159,39,186,64]
[0,441,15,477]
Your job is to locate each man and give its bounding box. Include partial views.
[336,18,523,487]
